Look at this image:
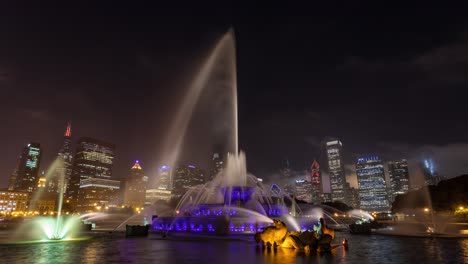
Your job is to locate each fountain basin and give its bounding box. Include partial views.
[153,216,271,235]
[126,224,150,237]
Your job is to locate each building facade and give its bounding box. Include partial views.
[321,193,333,203]
[209,153,224,181]
[325,140,347,203]
[123,160,148,209]
[145,189,172,204]
[345,182,360,209]
[172,165,205,199]
[13,143,42,193]
[310,160,322,204]
[295,179,312,203]
[145,165,173,205]
[68,137,115,211]
[78,178,120,212]
[0,190,29,213]
[387,159,410,202]
[29,173,57,214]
[8,161,20,191]
[356,156,390,212]
[156,165,172,190]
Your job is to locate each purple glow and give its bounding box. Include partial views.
[188,165,196,168]
[159,165,170,171]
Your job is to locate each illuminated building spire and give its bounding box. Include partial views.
[64,122,72,137]
[131,160,142,170]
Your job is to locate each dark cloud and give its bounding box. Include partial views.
[377,142,468,179]
[21,109,53,121]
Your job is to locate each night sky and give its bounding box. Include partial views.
[1,2,468,190]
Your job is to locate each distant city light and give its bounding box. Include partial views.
[159,165,170,170]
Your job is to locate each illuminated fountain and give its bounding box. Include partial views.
[150,29,294,235]
[153,152,291,234]
[150,29,344,236]
[373,184,468,237]
[10,159,85,243]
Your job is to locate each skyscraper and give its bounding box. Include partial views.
[295,179,312,203]
[68,137,115,210]
[123,160,148,209]
[14,143,42,193]
[156,165,172,190]
[356,156,389,212]
[173,164,205,199]
[8,161,20,191]
[210,153,224,180]
[310,160,322,204]
[49,122,73,193]
[0,190,29,213]
[388,159,410,202]
[78,177,120,212]
[29,171,57,214]
[145,165,173,204]
[345,182,360,209]
[325,139,347,203]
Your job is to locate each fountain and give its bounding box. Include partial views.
[148,29,299,235]
[152,152,287,235]
[8,159,86,243]
[149,29,347,240]
[372,185,468,237]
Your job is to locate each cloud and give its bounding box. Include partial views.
[335,33,468,91]
[412,39,468,84]
[377,142,468,180]
[21,109,53,121]
[305,136,322,148]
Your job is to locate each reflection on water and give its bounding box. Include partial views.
[259,246,338,264]
[0,232,466,264]
[460,239,468,261]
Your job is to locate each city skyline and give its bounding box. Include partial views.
[1,126,449,197]
[1,3,468,188]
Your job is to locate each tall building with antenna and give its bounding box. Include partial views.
[49,122,73,193]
